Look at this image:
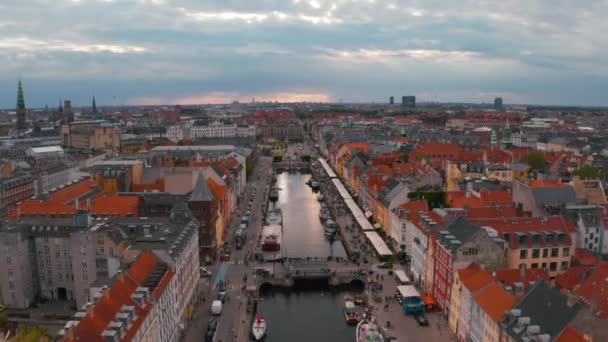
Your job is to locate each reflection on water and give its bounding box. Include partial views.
[260,280,364,342]
[274,172,347,258]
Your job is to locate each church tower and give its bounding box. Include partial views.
[16,79,27,130]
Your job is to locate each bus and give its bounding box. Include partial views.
[397,285,424,315]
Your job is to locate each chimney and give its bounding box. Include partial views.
[86,198,91,209]
[102,285,110,299]
[84,302,94,316]
[520,264,526,279]
[75,197,79,210]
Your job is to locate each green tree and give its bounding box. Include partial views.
[572,165,607,180]
[399,152,409,163]
[521,151,546,171]
[16,326,48,342]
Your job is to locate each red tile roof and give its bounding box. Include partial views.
[573,265,608,318]
[458,151,484,163]
[556,265,593,291]
[573,248,602,266]
[556,326,587,342]
[470,216,572,248]
[492,268,550,291]
[460,264,495,293]
[465,206,521,219]
[66,251,173,342]
[411,143,459,160]
[474,282,517,322]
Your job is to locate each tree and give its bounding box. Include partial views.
[572,165,607,180]
[521,151,546,171]
[400,152,409,163]
[16,326,48,342]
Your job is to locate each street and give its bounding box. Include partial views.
[183,154,274,342]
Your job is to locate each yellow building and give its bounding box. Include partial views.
[474,217,573,277]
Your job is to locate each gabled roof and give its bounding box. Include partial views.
[66,250,173,342]
[493,268,550,292]
[474,282,516,322]
[556,326,586,342]
[572,264,608,318]
[460,264,494,293]
[189,171,215,202]
[503,280,581,341]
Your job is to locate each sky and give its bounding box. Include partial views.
[1,0,608,108]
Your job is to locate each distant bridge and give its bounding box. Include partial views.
[250,261,369,289]
[272,160,311,172]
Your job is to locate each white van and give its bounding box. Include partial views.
[211,300,223,316]
[394,269,411,285]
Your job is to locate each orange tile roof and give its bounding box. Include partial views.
[474,282,516,322]
[465,206,521,219]
[400,200,429,212]
[470,216,572,248]
[343,142,370,153]
[391,137,409,143]
[89,196,140,217]
[531,180,569,188]
[460,266,495,293]
[480,189,512,206]
[131,179,165,192]
[459,151,484,162]
[49,179,98,203]
[66,251,171,342]
[556,326,587,342]
[208,178,226,201]
[412,143,459,159]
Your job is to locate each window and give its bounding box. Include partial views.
[520,249,528,259]
[550,262,557,272]
[542,262,547,269]
[6,256,11,265]
[561,261,569,271]
[531,263,538,269]
[532,249,540,258]
[563,248,570,257]
[543,249,548,258]
[551,248,559,257]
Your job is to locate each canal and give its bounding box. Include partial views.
[260,172,360,342]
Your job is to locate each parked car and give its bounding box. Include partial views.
[378,262,393,269]
[200,267,212,277]
[414,314,428,326]
[205,319,218,342]
[211,300,223,316]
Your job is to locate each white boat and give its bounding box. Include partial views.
[356,318,384,342]
[317,194,324,202]
[252,314,267,341]
[266,208,283,227]
[260,225,282,261]
[311,181,320,190]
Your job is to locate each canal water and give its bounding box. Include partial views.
[274,172,347,258]
[260,172,359,342]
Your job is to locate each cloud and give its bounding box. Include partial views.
[128,91,331,105]
[1,0,608,107]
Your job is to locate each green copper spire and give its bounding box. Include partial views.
[16,79,27,130]
[16,79,25,110]
[490,129,498,148]
[92,96,97,112]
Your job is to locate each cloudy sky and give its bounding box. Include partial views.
[1,0,607,108]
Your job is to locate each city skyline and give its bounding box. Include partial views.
[1,0,608,107]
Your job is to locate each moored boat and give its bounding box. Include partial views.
[324,219,338,235]
[319,205,330,222]
[354,295,365,305]
[260,225,282,261]
[311,181,320,190]
[266,208,283,227]
[252,314,267,341]
[356,317,384,342]
[344,295,359,325]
